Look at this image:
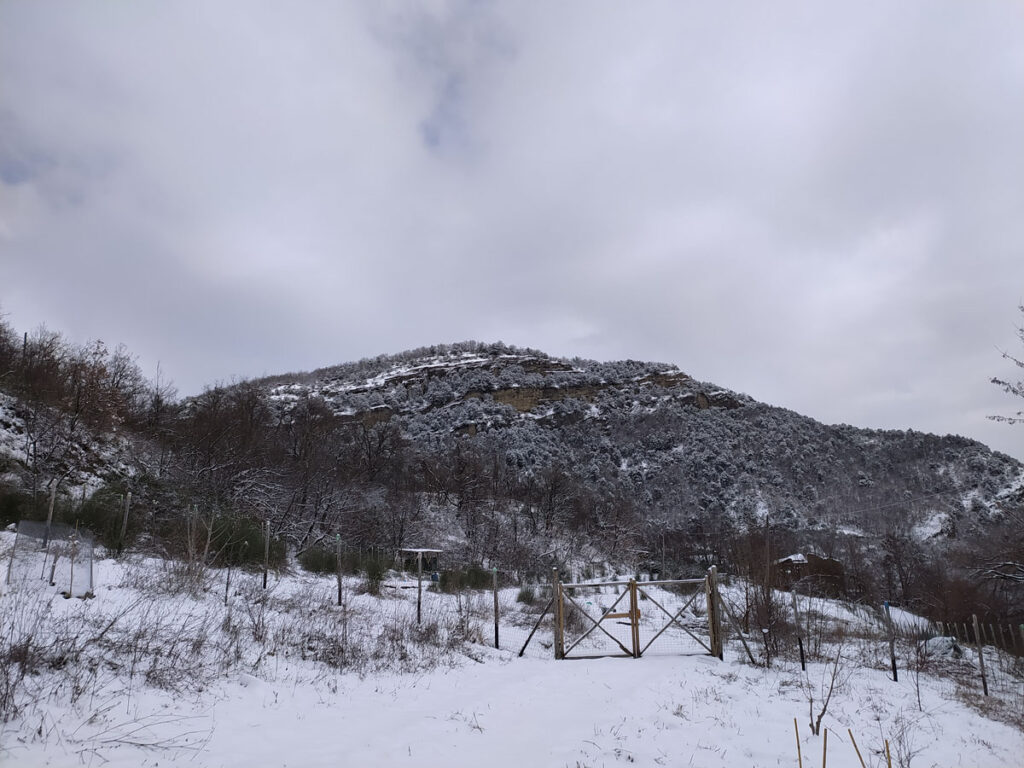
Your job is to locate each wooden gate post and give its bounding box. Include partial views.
[706,565,723,659]
[629,579,640,658]
[552,568,564,660]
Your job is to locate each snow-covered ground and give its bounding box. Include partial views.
[2,534,1022,767]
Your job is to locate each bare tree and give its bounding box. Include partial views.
[990,304,1024,425]
[983,308,1024,591]
[804,637,849,736]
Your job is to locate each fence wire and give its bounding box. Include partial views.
[5,519,95,597]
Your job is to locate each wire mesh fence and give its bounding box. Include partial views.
[5,519,95,597]
[709,586,1024,707]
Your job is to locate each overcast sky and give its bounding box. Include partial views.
[2,2,1023,459]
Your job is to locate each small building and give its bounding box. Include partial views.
[773,552,846,597]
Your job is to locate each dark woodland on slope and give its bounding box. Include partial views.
[1,310,1023,626]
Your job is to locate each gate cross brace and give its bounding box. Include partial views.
[561,588,634,658]
[636,586,712,656]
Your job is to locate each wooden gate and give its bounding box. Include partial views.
[552,567,723,660]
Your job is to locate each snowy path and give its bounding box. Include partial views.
[204,655,718,768]
[23,651,1012,768]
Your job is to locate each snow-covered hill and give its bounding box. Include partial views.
[252,341,1024,540]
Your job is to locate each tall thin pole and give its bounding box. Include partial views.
[119,491,131,553]
[417,551,423,625]
[792,590,806,671]
[68,522,77,597]
[883,601,898,682]
[262,519,270,589]
[336,534,343,607]
[6,527,18,586]
[629,579,641,658]
[706,565,723,659]
[492,567,500,649]
[43,483,57,548]
[973,614,989,696]
[661,532,666,577]
[552,568,564,660]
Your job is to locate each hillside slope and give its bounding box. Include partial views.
[258,342,1023,542]
[2,340,1022,614]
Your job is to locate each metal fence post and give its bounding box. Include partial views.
[417,551,423,625]
[263,519,270,589]
[973,614,989,696]
[706,565,723,659]
[492,568,499,649]
[883,601,898,682]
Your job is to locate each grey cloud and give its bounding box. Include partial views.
[1,0,1022,459]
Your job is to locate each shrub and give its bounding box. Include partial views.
[211,517,286,569]
[0,488,34,528]
[68,485,131,550]
[364,556,386,595]
[562,603,588,635]
[517,584,536,605]
[298,547,337,574]
[438,566,492,593]
[339,550,363,575]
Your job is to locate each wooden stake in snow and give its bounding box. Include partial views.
[821,727,828,768]
[492,567,499,649]
[973,613,989,696]
[848,728,866,768]
[794,718,803,768]
[885,739,892,768]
